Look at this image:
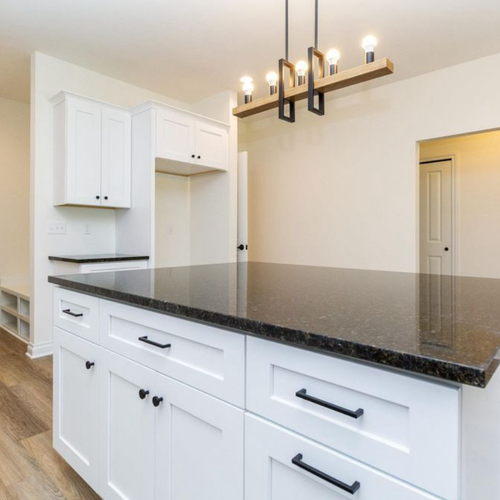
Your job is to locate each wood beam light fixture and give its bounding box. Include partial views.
[234,0,394,122]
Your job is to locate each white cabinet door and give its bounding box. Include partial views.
[53,328,99,491]
[245,415,442,500]
[66,99,102,206]
[99,349,156,500]
[101,109,131,208]
[194,120,228,170]
[154,374,244,500]
[156,108,195,163]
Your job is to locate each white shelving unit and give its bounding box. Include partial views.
[0,283,30,344]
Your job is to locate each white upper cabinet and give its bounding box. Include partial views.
[156,107,195,163]
[150,103,229,175]
[51,92,131,208]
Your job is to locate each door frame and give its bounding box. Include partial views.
[417,155,458,275]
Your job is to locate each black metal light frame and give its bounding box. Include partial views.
[278,0,296,123]
[307,0,325,116]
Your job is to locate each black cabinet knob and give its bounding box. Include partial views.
[191,154,195,158]
[85,361,95,370]
[139,389,150,400]
[152,396,163,407]
[444,247,450,252]
[104,196,108,200]
[96,195,100,200]
[237,244,245,251]
[197,155,201,159]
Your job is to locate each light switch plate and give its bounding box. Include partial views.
[48,221,66,235]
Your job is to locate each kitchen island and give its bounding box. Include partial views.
[49,262,500,500]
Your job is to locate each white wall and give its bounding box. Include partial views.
[420,131,500,279]
[31,52,189,357]
[155,173,190,268]
[241,52,500,273]
[0,97,30,282]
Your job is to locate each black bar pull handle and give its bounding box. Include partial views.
[296,389,364,419]
[63,309,83,318]
[292,454,360,495]
[138,336,171,349]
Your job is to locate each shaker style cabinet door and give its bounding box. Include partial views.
[101,109,131,208]
[66,99,103,206]
[99,349,156,500]
[53,328,100,491]
[154,373,244,500]
[156,107,195,163]
[194,120,228,171]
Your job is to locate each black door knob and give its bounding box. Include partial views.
[139,389,150,400]
[444,247,450,252]
[152,396,163,407]
[96,195,100,200]
[85,361,95,370]
[237,244,245,251]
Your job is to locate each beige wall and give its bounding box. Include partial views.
[421,131,500,279]
[241,52,500,273]
[0,97,30,281]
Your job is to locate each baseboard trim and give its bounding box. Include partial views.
[26,341,53,359]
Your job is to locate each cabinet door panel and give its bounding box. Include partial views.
[99,349,156,500]
[67,99,102,205]
[155,374,244,500]
[53,328,99,491]
[194,120,228,170]
[156,108,195,163]
[101,109,131,208]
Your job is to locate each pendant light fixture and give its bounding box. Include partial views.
[235,0,394,120]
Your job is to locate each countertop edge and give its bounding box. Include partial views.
[48,275,490,388]
[49,255,150,264]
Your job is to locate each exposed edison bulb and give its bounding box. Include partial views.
[326,49,341,65]
[266,71,278,95]
[240,76,254,103]
[362,35,378,63]
[296,60,308,77]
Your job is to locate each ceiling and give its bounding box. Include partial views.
[1,0,500,105]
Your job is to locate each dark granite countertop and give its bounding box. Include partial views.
[49,254,150,264]
[48,262,500,388]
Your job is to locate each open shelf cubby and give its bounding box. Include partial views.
[0,283,30,345]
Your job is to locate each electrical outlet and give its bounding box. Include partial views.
[84,222,91,235]
[48,221,66,235]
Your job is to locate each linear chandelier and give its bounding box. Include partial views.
[234,0,394,122]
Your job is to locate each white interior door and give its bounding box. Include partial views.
[237,152,248,262]
[419,159,453,275]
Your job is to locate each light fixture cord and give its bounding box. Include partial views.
[314,0,319,49]
[285,0,289,60]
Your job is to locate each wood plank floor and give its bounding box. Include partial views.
[0,330,100,499]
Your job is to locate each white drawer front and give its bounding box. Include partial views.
[54,287,99,343]
[100,299,245,407]
[246,415,440,500]
[247,337,460,499]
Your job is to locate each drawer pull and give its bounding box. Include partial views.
[138,336,171,349]
[295,389,364,419]
[291,453,360,495]
[62,309,83,318]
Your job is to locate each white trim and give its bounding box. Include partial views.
[26,341,53,359]
[417,155,457,275]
